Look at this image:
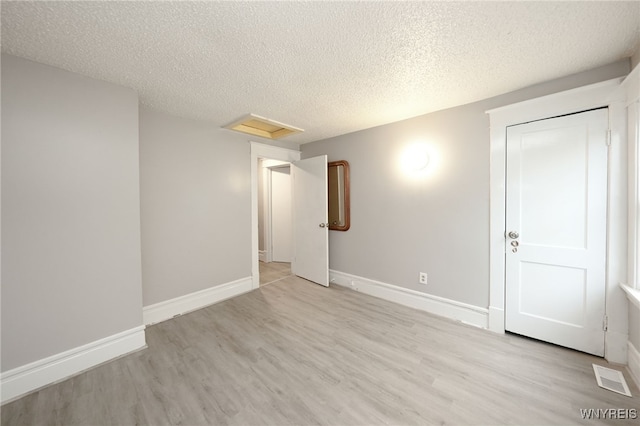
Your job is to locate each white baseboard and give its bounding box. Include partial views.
[330,270,488,329]
[1,326,146,404]
[628,341,640,389]
[259,251,267,262]
[143,276,253,325]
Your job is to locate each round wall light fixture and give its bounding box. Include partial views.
[401,143,430,172]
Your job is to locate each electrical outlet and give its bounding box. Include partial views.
[419,272,428,284]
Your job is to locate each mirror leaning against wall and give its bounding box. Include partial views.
[328,160,350,231]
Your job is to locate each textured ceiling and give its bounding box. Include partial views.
[2,1,639,144]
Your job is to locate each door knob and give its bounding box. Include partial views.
[508,231,519,239]
[319,223,329,228]
[511,240,519,247]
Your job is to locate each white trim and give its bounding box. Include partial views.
[250,142,300,290]
[606,330,629,366]
[621,63,640,105]
[486,78,623,118]
[262,164,273,263]
[622,65,640,291]
[262,159,290,168]
[143,277,252,325]
[627,100,639,290]
[1,326,146,404]
[258,250,267,262]
[488,306,505,333]
[621,283,640,310]
[330,270,488,329]
[487,78,628,363]
[628,341,640,390]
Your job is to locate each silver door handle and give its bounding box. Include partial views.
[319,223,329,228]
[508,231,519,239]
[511,240,519,247]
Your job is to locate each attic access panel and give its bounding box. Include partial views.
[224,114,303,140]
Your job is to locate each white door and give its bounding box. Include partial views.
[292,155,329,286]
[271,166,292,262]
[505,108,608,356]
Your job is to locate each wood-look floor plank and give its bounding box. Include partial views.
[259,261,292,286]
[2,276,639,425]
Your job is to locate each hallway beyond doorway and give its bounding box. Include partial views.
[259,261,292,286]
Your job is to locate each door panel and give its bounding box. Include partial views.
[519,126,589,248]
[519,262,586,326]
[292,155,329,286]
[505,109,608,356]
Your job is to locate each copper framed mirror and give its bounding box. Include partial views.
[328,160,350,231]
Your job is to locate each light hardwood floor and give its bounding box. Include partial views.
[259,261,292,286]
[2,275,638,425]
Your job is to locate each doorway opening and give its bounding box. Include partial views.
[250,142,330,289]
[250,142,301,290]
[503,108,608,356]
[486,77,627,363]
[258,159,293,286]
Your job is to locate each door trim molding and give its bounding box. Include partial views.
[250,142,300,289]
[486,78,629,363]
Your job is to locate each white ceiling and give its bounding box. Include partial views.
[2,1,639,144]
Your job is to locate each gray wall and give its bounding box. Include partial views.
[1,54,144,371]
[139,107,253,306]
[302,59,630,308]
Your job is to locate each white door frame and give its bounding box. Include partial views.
[486,78,629,363]
[251,142,300,289]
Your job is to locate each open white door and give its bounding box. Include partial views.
[292,155,329,286]
[505,109,608,356]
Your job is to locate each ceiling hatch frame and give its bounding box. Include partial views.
[224,114,303,140]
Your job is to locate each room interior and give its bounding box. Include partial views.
[2,1,640,424]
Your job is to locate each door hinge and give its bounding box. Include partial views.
[603,315,608,332]
[606,129,612,146]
